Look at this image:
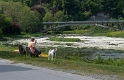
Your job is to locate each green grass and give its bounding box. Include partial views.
[107,31,124,38]
[3,32,43,39]
[0,45,124,79]
[62,29,124,38]
[62,30,91,35]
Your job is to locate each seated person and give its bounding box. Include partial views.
[28,37,41,56]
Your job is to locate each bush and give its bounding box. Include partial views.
[3,20,21,34]
[0,1,42,33]
[0,28,3,39]
[0,14,12,34]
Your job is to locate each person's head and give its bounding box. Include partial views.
[31,37,35,42]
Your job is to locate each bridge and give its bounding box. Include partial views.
[42,20,124,32]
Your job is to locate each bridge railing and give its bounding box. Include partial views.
[43,20,124,25]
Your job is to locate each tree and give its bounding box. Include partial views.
[117,0,124,18]
[0,1,43,33]
[31,5,46,19]
[18,7,42,33]
[0,14,12,34]
[54,11,64,21]
[43,12,54,22]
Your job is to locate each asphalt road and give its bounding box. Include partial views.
[0,58,100,80]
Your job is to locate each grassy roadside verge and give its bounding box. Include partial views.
[0,45,124,80]
[1,30,124,80]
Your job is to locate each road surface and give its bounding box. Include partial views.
[0,58,100,80]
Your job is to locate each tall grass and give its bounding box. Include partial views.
[107,31,124,38]
[0,44,124,79]
[94,55,124,66]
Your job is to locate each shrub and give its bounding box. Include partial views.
[0,1,42,33]
[0,28,3,39]
[3,20,21,34]
[107,31,124,37]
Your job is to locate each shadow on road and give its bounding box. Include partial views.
[0,65,33,73]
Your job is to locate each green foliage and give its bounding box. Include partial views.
[54,11,64,21]
[0,1,42,33]
[1,0,124,21]
[3,32,43,39]
[0,28,3,39]
[61,25,114,36]
[94,55,124,66]
[94,54,105,64]
[62,30,91,35]
[0,14,12,29]
[18,8,42,33]
[107,31,124,38]
[82,11,92,19]
[114,59,124,66]
[0,14,21,34]
[43,12,54,21]
[43,10,64,22]
[1,0,124,35]
[0,14,12,35]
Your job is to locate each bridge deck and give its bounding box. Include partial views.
[43,20,124,25]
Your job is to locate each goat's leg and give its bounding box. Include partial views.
[48,54,50,60]
[53,54,55,61]
[54,53,56,61]
[51,54,53,61]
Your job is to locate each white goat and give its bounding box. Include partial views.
[48,48,57,61]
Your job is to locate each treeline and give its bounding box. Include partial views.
[0,0,43,37]
[0,0,124,37]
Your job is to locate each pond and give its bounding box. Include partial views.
[3,35,124,60]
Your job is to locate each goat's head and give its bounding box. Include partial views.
[54,48,57,52]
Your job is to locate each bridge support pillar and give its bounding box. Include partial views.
[112,23,113,27]
[106,23,108,26]
[101,23,103,25]
[123,23,124,30]
[117,23,119,30]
